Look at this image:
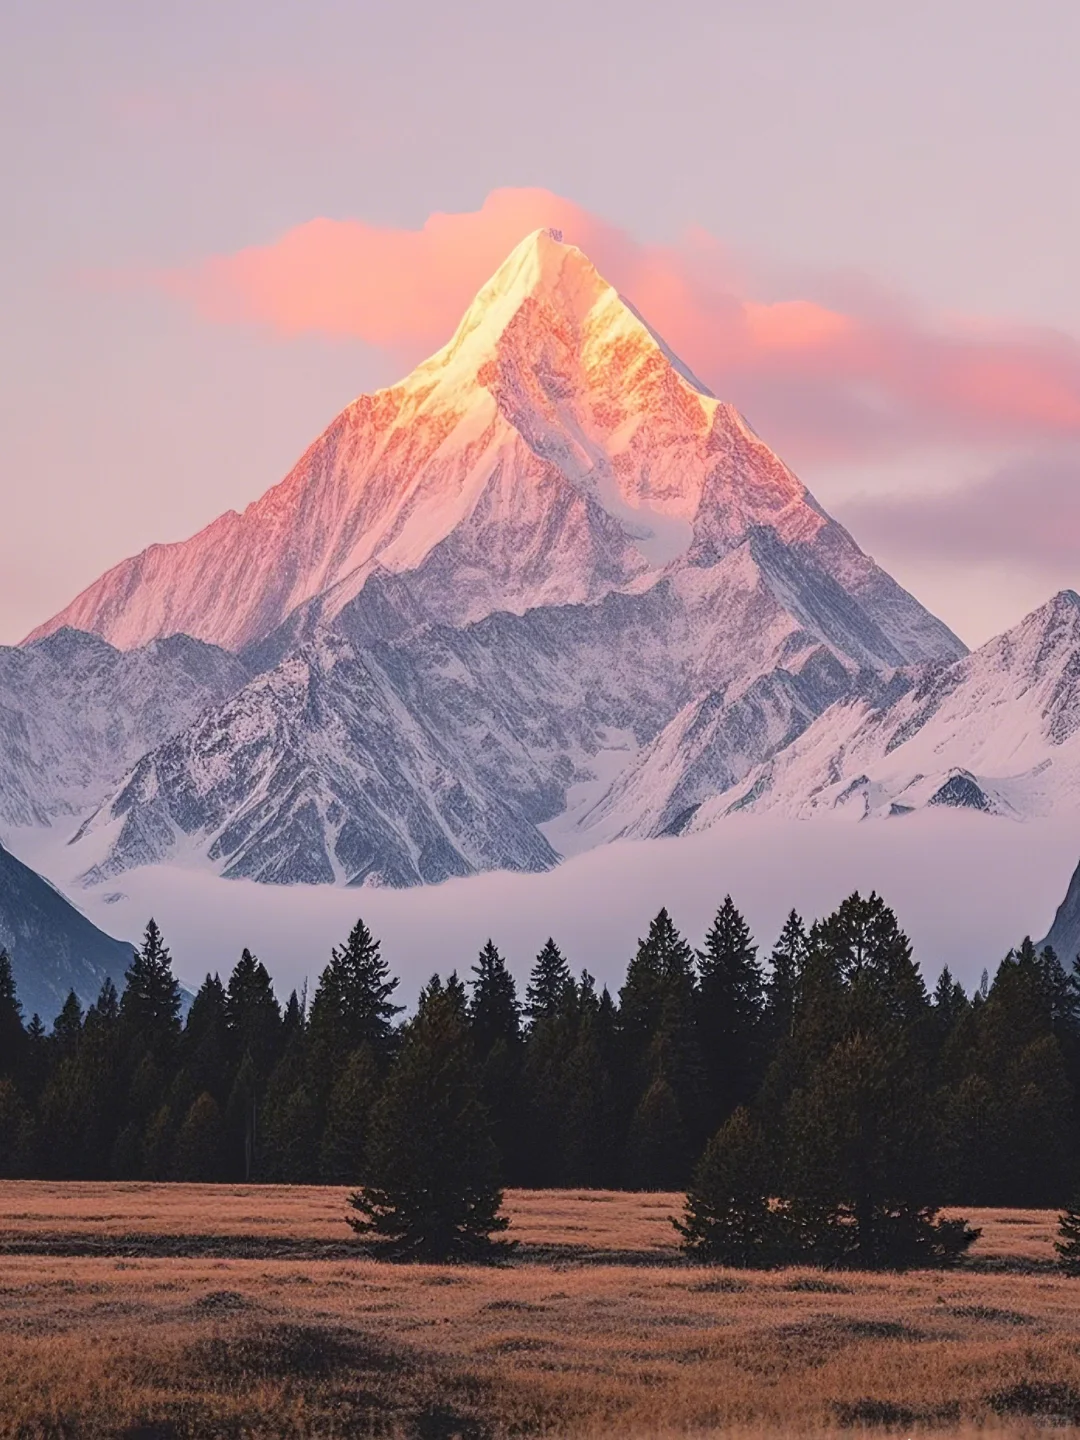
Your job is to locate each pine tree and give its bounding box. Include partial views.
[307,920,402,1074]
[319,1045,381,1184]
[51,991,84,1057]
[347,984,511,1260]
[225,948,281,1080]
[469,941,521,1058]
[525,939,574,1023]
[676,1108,776,1265]
[763,911,807,1051]
[120,920,182,1061]
[173,1091,227,1182]
[619,909,696,1072]
[625,1075,686,1190]
[0,951,25,1081]
[1056,1196,1080,1276]
[696,896,764,1129]
[175,974,230,1116]
[0,1078,32,1178]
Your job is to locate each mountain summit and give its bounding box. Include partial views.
[26,231,961,666]
[15,232,975,887]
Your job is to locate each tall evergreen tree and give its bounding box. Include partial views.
[619,909,696,1072]
[307,920,402,1073]
[347,983,510,1260]
[319,1045,381,1184]
[225,948,281,1080]
[763,911,807,1051]
[676,1108,776,1265]
[696,896,765,1129]
[120,920,182,1059]
[525,939,574,1023]
[0,951,26,1082]
[469,942,521,1058]
[469,942,525,1184]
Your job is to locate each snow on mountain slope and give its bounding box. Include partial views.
[0,629,249,827]
[26,230,963,668]
[686,590,1080,827]
[73,632,559,888]
[19,231,974,889]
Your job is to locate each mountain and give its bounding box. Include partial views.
[21,231,967,888]
[0,628,249,827]
[1040,853,1080,963]
[0,839,132,1020]
[28,231,961,665]
[676,590,1080,830]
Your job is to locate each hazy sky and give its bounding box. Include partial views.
[3,0,1079,647]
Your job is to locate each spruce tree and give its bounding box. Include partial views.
[525,939,574,1023]
[173,1091,227,1182]
[469,941,521,1058]
[469,942,526,1182]
[120,919,182,1060]
[696,896,764,1129]
[307,920,401,1073]
[51,991,84,1057]
[676,1108,776,1265]
[0,951,25,1081]
[225,948,281,1080]
[763,911,807,1051]
[347,983,511,1260]
[625,1074,687,1190]
[619,909,696,1071]
[319,1045,381,1184]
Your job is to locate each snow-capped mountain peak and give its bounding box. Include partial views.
[25,230,954,663]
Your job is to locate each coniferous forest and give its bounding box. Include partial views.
[1,893,1078,1264]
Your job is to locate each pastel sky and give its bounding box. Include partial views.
[3,0,1079,648]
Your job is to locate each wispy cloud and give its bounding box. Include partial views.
[837,450,1080,572]
[151,187,1080,466]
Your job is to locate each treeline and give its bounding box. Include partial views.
[0,895,1077,1221]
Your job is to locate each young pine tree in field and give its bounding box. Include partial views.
[347,979,511,1261]
[675,1107,776,1265]
[1056,1196,1080,1276]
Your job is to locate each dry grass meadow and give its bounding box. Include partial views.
[1,1183,1079,1438]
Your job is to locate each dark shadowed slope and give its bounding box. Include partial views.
[0,840,131,1020]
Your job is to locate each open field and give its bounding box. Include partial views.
[1,1184,1079,1438]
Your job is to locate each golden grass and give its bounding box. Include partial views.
[0,1183,1076,1438]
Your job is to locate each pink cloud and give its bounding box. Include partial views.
[155,188,1080,463]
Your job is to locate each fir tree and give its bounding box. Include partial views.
[307,920,402,1073]
[469,941,521,1058]
[763,911,807,1049]
[0,951,25,1081]
[0,1078,32,1178]
[625,1074,687,1190]
[120,920,182,1060]
[347,984,511,1261]
[696,896,764,1129]
[319,1045,381,1184]
[173,1091,227,1182]
[525,939,574,1023]
[225,948,281,1080]
[676,1108,776,1265]
[51,991,84,1058]
[619,909,696,1073]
